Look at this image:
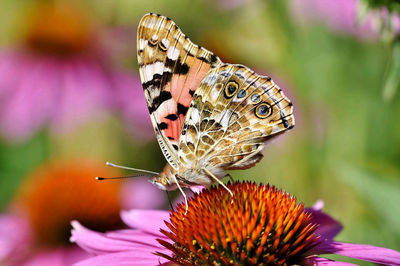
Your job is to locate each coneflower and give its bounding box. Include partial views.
[71,181,400,265]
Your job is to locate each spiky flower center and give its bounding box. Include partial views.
[157,182,320,266]
[24,2,92,55]
[19,160,123,245]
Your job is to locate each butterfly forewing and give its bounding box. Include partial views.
[178,64,294,171]
[137,13,222,169]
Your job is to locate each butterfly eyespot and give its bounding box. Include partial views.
[237,89,246,98]
[251,93,261,104]
[255,103,272,119]
[224,81,238,98]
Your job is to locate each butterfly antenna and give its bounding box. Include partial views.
[96,175,144,181]
[106,162,159,176]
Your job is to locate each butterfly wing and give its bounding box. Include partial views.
[137,13,222,168]
[178,64,294,172]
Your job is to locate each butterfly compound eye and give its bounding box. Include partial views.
[224,81,238,98]
[255,103,272,118]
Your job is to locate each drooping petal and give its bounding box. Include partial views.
[104,229,170,248]
[306,205,342,241]
[316,241,400,264]
[72,251,169,266]
[70,221,158,255]
[21,246,89,266]
[305,256,358,266]
[120,210,169,235]
[71,221,170,256]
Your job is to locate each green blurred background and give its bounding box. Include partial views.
[0,0,399,264]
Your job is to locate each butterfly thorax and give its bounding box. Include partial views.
[151,163,225,191]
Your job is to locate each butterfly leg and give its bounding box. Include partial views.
[171,174,188,215]
[203,168,233,198]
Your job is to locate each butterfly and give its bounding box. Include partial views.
[137,13,294,208]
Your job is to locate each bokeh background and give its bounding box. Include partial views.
[0,0,399,265]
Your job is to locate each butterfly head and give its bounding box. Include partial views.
[149,164,178,191]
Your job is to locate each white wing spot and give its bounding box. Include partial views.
[219,110,232,128]
[271,124,282,134]
[167,46,180,60]
[190,108,200,123]
[152,34,158,42]
[139,39,148,50]
[203,74,218,86]
[211,83,220,101]
[161,38,170,49]
[142,61,166,82]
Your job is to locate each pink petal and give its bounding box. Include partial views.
[72,251,169,266]
[311,200,324,211]
[306,206,342,241]
[71,221,152,255]
[190,185,206,194]
[105,229,171,248]
[305,256,358,265]
[120,210,169,235]
[21,246,90,266]
[316,241,400,264]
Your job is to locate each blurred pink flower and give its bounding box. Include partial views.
[0,50,109,141]
[110,71,154,141]
[0,159,166,265]
[290,0,400,40]
[0,2,152,142]
[121,178,167,210]
[71,182,400,265]
[0,214,89,266]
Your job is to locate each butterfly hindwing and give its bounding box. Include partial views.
[137,13,222,168]
[178,64,294,171]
